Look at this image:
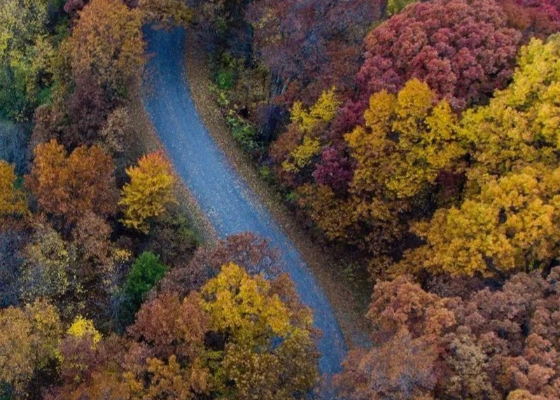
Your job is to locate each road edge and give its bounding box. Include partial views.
[128,83,219,246]
[182,30,371,349]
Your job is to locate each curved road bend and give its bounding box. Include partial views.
[142,26,348,384]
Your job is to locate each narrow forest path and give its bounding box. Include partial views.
[141,26,348,386]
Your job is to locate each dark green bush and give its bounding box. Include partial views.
[215,68,235,90]
[123,252,167,310]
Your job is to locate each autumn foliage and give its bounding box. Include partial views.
[263,13,560,282]
[0,300,62,398]
[353,0,521,113]
[399,166,560,277]
[246,0,382,104]
[0,161,28,219]
[156,232,283,298]
[499,0,560,37]
[5,0,560,398]
[392,34,560,278]
[346,79,464,199]
[27,140,118,226]
[337,269,560,399]
[460,34,560,183]
[271,88,340,181]
[68,0,145,99]
[119,151,176,232]
[47,263,319,400]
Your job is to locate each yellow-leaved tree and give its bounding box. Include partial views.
[0,160,28,218]
[398,165,560,277]
[281,88,340,173]
[460,34,560,185]
[119,151,176,233]
[346,78,465,199]
[67,316,102,345]
[291,87,340,134]
[201,262,293,343]
[0,300,62,398]
[296,183,359,243]
[200,262,319,398]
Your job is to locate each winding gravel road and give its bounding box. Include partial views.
[141,26,347,386]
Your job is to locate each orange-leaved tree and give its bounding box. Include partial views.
[26,140,118,225]
[68,0,145,99]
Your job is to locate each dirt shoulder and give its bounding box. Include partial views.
[183,31,371,349]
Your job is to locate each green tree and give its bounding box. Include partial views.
[0,0,53,120]
[123,252,167,310]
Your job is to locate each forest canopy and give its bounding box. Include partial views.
[3,0,560,398]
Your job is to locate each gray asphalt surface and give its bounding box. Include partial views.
[141,26,348,390]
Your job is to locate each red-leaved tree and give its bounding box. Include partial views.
[339,0,521,132]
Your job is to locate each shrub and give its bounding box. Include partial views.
[123,252,167,310]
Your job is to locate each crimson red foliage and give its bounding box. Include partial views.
[499,0,560,37]
[341,0,521,131]
[312,147,354,192]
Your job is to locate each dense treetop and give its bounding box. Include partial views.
[343,0,522,128]
[337,268,560,399]
[0,0,53,120]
